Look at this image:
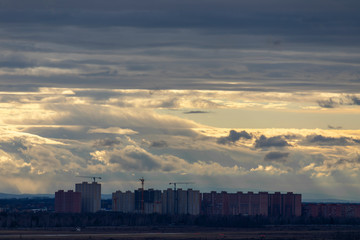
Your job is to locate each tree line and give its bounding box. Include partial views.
[1,212,360,229]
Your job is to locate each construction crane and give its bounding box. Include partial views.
[77,176,102,183]
[169,182,194,214]
[113,196,118,211]
[139,177,145,214]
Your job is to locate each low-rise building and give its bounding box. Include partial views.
[55,190,81,213]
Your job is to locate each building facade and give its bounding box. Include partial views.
[174,188,200,215]
[111,188,301,217]
[112,190,135,213]
[162,188,175,215]
[302,203,360,218]
[134,188,162,214]
[202,191,301,217]
[187,189,201,215]
[55,190,81,213]
[75,182,101,213]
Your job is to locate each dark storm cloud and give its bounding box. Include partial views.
[25,127,90,140]
[0,54,36,69]
[93,138,121,148]
[335,156,360,166]
[306,135,360,146]
[0,0,359,51]
[0,0,359,36]
[126,65,154,72]
[328,125,342,130]
[184,111,209,114]
[150,140,168,148]
[0,0,359,92]
[217,130,252,144]
[0,84,39,92]
[264,151,289,162]
[317,98,337,108]
[70,89,123,101]
[349,96,360,105]
[0,138,28,154]
[317,95,360,108]
[109,148,162,171]
[254,135,291,148]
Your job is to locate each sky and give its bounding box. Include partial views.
[0,0,360,201]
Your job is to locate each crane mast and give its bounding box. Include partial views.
[169,182,194,214]
[139,177,145,214]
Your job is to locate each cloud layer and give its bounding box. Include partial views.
[0,1,359,201]
[0,0,359,92]
[0,88,358,201]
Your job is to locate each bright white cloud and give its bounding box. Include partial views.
[88,127,138,135]
[250,165,288,175]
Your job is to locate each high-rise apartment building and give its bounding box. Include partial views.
[202,191,300,217]
[268,192,301,217]
[177,188,188,214]
[268,192,282,216]
[202,191,225,215]
[237,191,269,216]
[303,203,360,218]
[134,188,162,214]
[162,188,200,215]
[75,182,101,213]
[110,188,301,217]
[162,188,175,215]
[282,192,301,217]
[112,190,135,213]
[187,189,201,215]
[54,190,81,213]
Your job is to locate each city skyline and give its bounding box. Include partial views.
[0,0,360,201]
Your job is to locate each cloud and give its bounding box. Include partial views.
[0,0,358,38]
[149,140,168,148]
[183,110,209,114]
[217,130,252,144]
[264,152,289,162]
[0,53,36,69]
[109,146,162,171]
[254,135,291,148]
[2,86,360,199]
[0,128,64,146]
[0,1,359,92]
[88,127,138,135]
[317,95,360,108]
[332,156,360,167]
[300,155,360,179]
[41,104,200,137]
[91,145,185,172]
[328,125,342,129]
[0,131,86,178]
[306,134,360,146]
[317,98,337,108]
[90,145,245,176]
[0,149,31,175]
[250,165,288,175]
[0,120,359,199]
[329,157,360,174]
[93,138,121,148]
[349,95,360,105]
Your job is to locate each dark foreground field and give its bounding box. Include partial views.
[1,226,360,240]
